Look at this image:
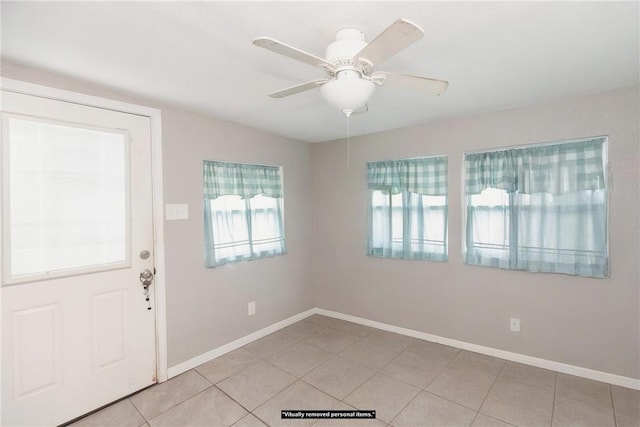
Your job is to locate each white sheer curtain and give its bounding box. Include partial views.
[203,161,286,267]
[465,188,511,268]
[514,190,607,275]
[367,157,448,261]
[464,137,608,277]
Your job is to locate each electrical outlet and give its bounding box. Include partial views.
[510,318,520,332]
[248,301,256,316]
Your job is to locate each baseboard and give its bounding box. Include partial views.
[167,306,639,390]
[167,308,316,378]
[315,308,640,391]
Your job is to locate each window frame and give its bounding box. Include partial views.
[2,113,132,285]
[203,160,286,268]
[462,136,609,277]
[366,155,449,262]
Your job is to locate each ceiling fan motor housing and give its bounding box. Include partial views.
[321,28,376,116]
[325,28,371,73]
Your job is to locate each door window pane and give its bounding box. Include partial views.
[6,117,128,280]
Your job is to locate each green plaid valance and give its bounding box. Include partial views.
[465,137,606,196]
[203,160,283,200]
[367,156,448,196]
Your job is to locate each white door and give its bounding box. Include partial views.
[1,90,157,426]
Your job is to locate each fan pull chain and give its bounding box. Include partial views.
[347,115,351,168]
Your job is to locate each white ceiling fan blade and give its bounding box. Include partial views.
[268,79,329,98]
[355,19,424,66]
[253,37,335,71]
[372,71,449,95]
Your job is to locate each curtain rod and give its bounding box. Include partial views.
[367,153,448,164]
[464,135,608,156]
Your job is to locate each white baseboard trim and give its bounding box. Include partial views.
[315,308,640,390]
[167,308,316,378]
[167,306,639,390]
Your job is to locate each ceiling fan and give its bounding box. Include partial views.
[253,19,449,117]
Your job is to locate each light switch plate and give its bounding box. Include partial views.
[510,318,521,332]
[165,204,189,220]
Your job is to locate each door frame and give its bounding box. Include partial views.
[0,78,169,421]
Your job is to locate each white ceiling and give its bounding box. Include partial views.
[2,1,638,143]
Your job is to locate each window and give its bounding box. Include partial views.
[367,156,448,261]
[203,161,286,267]
[4,116,128,282]
[464,137,608,277]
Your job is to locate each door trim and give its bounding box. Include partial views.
[0,79,168,410]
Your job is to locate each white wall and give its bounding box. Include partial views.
[1,63,315,367]
[311,86,640,379]
[161,108,314,365]
[4,62,638,379]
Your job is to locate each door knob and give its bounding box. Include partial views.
[139,269,154,287]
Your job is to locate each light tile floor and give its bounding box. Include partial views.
[69,315,639,427]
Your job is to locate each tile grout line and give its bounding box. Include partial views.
[550,371,558,427]
[338,337,413,376]
[386,382,423,427]
[418,352,457,391]
[420,389,485,416]
[222,334,336,422]
[335,337,424,425]
[249,411,270,427]
[195,351,263,385]
[375,347,491,416]
[128,397,149,424]
[610,384,618,427]
[338,353,382,405]
[552,374,619,419]
[246,346,380,427]
[365,366,421,425]
[108,316,631,427]
[471,356,507,424]
[294,340,377,400]
[141,372,217,425]
[303,326,366,355]
[212,381,253,413]
[248,379,304,427]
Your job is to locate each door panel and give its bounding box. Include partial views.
[1,90,156,426]
[92,290,127,371]
[11,303,61,400]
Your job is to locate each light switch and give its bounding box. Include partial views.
[165,204,189,220]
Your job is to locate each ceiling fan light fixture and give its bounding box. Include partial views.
[320,71,375,117]
[254,18,448,117]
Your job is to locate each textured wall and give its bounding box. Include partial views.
[2,63,315,367]
[160,107,314,365]
[311,86,640,378]
[4,62,637,378]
